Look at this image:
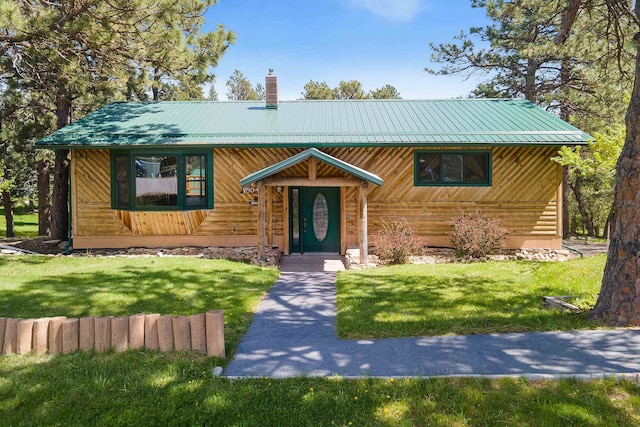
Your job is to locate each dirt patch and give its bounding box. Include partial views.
[0,237,66,255]
[562,239,609,257]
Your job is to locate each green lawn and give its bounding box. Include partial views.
[0,351,638,426]
[0,207,39,238]
[337,255,606,339]
[2,254,637,425]
[0,256,279,357]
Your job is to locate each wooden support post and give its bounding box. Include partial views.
[94,316,112,353]
[157,315,174,352]
[206,310,225,358]
[79,317,95,351]
[266,186,273,247]
[0,318,6,352]
[17,319,34,355]
[62,318,79,354]
[33,318,50,355]
[340,187,347,255]
[3,318,19,354]
[48,316,66,355]
[189,314,206,352]
[111,317,129,353]
[283,186,290,255]
[359,182,369,265]
[128,314,145,350]
[172,316,191,351]
[308,157,317,181]
[257,183,266,261]
[144,314,160,350]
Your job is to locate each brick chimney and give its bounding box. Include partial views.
[265,69,278,110]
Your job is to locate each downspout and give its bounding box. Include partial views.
[63,154,72,255]
[562,243,583,258]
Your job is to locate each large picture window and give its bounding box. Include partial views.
[415,151,491,186]
[111,151,213,210]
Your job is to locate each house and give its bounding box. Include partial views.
[36,74,590,261]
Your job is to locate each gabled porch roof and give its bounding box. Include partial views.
[240,148,383,187]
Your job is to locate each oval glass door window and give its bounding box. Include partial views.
[312,193,329,242]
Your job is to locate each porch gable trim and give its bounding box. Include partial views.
[240,148,383,187]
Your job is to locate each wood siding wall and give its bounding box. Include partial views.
[71,146,561,249]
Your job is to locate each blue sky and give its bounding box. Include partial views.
[204,0,490,101]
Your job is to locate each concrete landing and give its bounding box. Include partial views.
[279,254,346,272]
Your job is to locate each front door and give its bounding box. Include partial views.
[289,187,340,253]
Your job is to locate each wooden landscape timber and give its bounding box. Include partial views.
[70,145,563,253]
[0,311,225,358]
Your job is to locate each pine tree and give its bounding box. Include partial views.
[0,0,234,239]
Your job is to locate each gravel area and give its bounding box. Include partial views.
[1,237,608,266]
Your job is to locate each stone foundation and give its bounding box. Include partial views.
[347,247,583,269]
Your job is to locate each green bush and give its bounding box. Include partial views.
[373,218,423,264]
[450,213,510,258]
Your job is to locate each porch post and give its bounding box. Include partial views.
[266,186,273,246]
[358,182,368,264]
[340,187,347,255]
[257,183,266,261]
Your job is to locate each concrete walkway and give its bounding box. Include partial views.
[225,256,640,379]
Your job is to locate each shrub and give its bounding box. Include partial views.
[373,218,423,264]
[449,213,510,258]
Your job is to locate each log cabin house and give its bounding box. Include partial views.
[36,74,590,262]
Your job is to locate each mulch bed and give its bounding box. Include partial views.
[1,237,608,263]
[0,237,66,255]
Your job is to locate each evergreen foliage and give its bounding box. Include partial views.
[225,69,265,100]
[301,80,401,99]
[0,0,235,239]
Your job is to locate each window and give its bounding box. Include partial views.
[111,151,213,210]
[415,151,491,186]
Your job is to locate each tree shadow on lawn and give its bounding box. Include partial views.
[1,351,638,426]
[337,271,596,339]
[0,257,278,354]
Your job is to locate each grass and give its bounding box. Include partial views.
[2,254,636,425]
[0,206,39,238]
[336,255,606,339]
[0,256,279,357]
[0,351,639,426]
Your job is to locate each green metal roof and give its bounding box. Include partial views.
[240,148,383,187]
[36,99,591,148]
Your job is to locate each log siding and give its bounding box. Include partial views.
[71,145,561,250]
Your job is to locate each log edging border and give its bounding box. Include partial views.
[0,310,225,358]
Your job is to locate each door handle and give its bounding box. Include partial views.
[303,217,307,233]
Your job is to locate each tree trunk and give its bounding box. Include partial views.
[570,176,596,237]
[50,150,69,240]
[152,68,160,101]
[524,59,540,102]
[2,190,14,238]
[603,204,615,240]
[590,18,640,325]
[37,159,51,237]
[50,94,71,241]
